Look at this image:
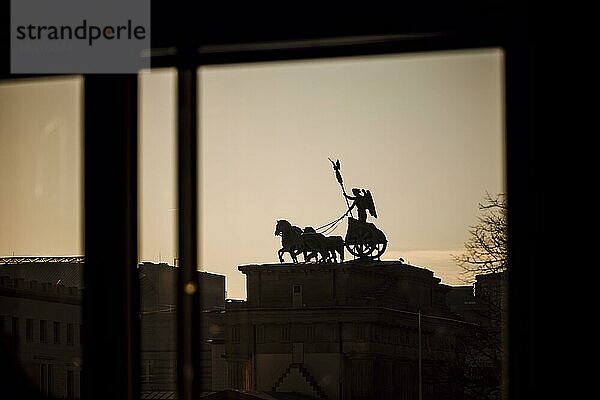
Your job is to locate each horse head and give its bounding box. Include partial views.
[275,219,291,236]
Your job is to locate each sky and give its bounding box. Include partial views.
[1,48,504,300]
[0,76,82,258]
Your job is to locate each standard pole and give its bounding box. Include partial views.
[418,310,422,400]
[329,158,353,218]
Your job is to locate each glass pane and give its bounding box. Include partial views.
[0,76,83,399]
[138,68,177,397]
[198,49,506,399]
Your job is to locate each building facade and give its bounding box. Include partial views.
[0,258,226,399]
[0,259,84,399]
[138,262,227,393]
[2,257,502,399]
[224,261,472,400]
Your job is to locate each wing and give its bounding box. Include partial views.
[365,190,377,218]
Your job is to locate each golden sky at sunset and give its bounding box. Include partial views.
[142,48,504,298]
[1,48,504,300]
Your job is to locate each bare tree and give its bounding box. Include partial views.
[450,192,508,400]
[454,192,507,282]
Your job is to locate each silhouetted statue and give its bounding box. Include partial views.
[302,227,344,263]
[301,226,325,263]
[329,158,352,216]
[275,220,344,264]
[275,220,303,263]
[274,159,388,264]
[344,188,377,223]
[329,158,387,260]
[323,235,344,263]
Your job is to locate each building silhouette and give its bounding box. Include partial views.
[138,262,227,395]
[1,257,503,399]
[0,258,84,399]
[445,272,506,400]
[222,260,478,400]
[0,258,226,399]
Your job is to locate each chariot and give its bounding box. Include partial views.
[344,217,387,260]
[275,158,389,263]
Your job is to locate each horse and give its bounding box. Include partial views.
[275,220,303,263]
[276,221,344,264]
[323,236,345,263]
[307,233,344,263]
[300,227,329,263]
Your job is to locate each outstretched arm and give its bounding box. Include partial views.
[344,202,356,216]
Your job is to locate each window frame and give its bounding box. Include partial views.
[0,3,530,399]
[167,31,528,400]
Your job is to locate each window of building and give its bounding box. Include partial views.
[67,323,74,345]
[256,325,265,344]
[26,319,33,343]
[66,370,75,400]
[11,317,18,338]
[354,324,369,342]
[53,321,61,344]
[231,326,240,344]
[373,324,381,342]
[307,324,315,342]
[281,325,291,342]
[142,359,150,383]
[40,365,47,395]
[11,317,19,348]
[40,320,47,343]
[40,363,54,396]
[292,284,303,308]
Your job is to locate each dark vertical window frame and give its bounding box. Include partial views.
[504,2,531,399]
[176,59,201,400]
[83,75,140,400]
